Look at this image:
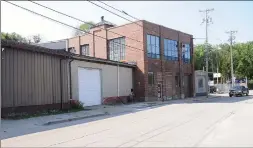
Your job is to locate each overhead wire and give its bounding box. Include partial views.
[96,0,140,21]
[3,0,144,52]
[28,0,143,44]
[87,0,160,36]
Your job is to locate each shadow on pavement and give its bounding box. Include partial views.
[187,95,253,104]
[1,94,252,140]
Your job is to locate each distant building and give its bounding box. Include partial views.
[38,39,67,50]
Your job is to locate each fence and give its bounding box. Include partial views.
[214,83,247,93]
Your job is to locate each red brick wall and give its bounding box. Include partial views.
[108,21,146,100]
[67,20,194,101]
[143,20,194,100]
[68,26,108,59]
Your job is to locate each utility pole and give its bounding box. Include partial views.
[226,30,237,87]
[199,8,214,98]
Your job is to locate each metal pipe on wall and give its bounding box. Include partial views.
[117,62,119,98]
[60,58,63,110]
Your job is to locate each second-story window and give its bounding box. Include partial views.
[182,43,191,63]
[80,44,89,56]
[109,37,125,61]
[147,34,160,59]
[164,39,178,61]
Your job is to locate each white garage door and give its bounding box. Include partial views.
[78,68,101,106]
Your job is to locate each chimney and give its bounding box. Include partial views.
[101,16,104,22]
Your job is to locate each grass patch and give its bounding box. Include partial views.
[2,100,90,120]
[2,108,86,120]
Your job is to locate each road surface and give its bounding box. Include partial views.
[2,93,253,147]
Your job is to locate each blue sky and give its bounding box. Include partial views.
[1,1,253,44]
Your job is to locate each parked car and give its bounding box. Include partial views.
[210,86,218,93]
[229,86,249,97]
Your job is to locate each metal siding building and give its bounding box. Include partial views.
[71,59,134,106]
[1,40,70,116]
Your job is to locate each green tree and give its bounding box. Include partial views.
[1,32,27,43]
[193,44,205,70]
[73,21,95,36]
[2,32,42,44]
[234,42,253,79]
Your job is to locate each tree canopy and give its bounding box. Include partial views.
[1,32,42,44]
[1,32,27,43]
[194,41,253,80]
[73,21,96,36]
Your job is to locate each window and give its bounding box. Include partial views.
[164,39,178,61]
[182,43,191,63]
[148,72,154,85]
[109,37,125,61]
[80,44,89,56]
[147,34,160,59]
[68,47,76,54]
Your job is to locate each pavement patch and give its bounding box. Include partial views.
[43,112,109,126]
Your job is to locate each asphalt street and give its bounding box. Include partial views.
[2,92,253,147]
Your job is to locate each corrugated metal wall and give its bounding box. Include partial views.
[1,47,69,108]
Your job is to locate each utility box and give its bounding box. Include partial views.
[195,70,208,96]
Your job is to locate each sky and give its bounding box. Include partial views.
[1,1,253,45]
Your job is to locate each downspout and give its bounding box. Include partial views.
[66,39,74,100]
[69,59,74,100]
[191,37,195,97]
[93,30,95,57]
[60,58,63,109]
[178,31,183,99]
[93,29,102,57]
[106,28,108,59]
[159,25,163,101]
[79,36,81,55]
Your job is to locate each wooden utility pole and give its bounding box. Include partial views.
[199,8,214,98]
[226,30,237,87]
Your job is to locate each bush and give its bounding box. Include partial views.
[70,99,84,110]
[248,80,253,90]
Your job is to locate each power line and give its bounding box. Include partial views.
[199,8,214,98]
[96,0,140,21]
[87,0,159,36]
[87,0,138,26]
[28,0,142,44]
[3,0,143,52]
[226,30,237,87]
[4,1,165,71]
[94,0,206,44]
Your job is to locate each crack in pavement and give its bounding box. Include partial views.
[129,112,206,147]
[193,110,237,147]
[117,109,207,147]
[46,128,110,147]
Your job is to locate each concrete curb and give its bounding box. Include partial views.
[43,112,109,126]
[191,95,221,102]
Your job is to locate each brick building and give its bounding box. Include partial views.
[57,17,194,101]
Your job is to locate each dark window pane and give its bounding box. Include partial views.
[148,72,154,85]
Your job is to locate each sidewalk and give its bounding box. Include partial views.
[1,94,222,128]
